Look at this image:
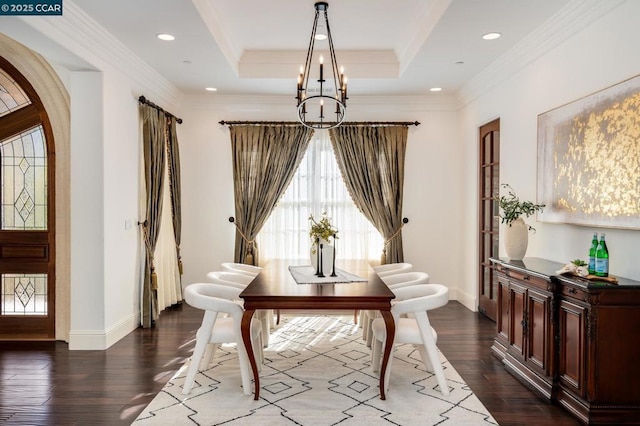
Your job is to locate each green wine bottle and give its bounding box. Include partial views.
[594,233,609,277]
[588,232,598,275]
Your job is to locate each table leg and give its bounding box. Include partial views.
[241,309,260,400]
[379,310,395,400]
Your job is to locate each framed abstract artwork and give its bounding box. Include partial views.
[537,74,640,229]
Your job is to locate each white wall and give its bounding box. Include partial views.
[69,71,105,346]
[459,0,640,307]
[102,72,143,347]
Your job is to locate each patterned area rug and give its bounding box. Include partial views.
[134,315,498,425]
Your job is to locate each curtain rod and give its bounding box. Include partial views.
[138,96,183,124]
[218,120,420,127]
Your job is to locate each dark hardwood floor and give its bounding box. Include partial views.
[0,301,579,425]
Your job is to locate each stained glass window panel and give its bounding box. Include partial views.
[1,125,48,230]
[0,68,31,118]
[1,274,47,316]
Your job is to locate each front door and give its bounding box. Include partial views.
[0,57,55,339]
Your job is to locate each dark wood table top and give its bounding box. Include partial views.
[239,259,395,310]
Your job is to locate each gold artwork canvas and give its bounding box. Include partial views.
[537,74,640,229]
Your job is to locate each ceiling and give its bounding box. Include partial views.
[71,0,572,98]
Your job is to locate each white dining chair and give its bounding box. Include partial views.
[371,283,450,396]
[358,263,414,327]
[372,262,413,278]
[206,270,273,346]
[383,271,430,289]
[207,270,254,287]
[362,271,430,347]
[222,262,281,327]
[182,283,263,396]
[221,262,263,277]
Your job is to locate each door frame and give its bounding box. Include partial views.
[0,34,71,341]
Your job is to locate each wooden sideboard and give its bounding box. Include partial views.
[490,257,640,424]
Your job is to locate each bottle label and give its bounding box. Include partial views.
[588,256,596,273]
[595,258,609,275]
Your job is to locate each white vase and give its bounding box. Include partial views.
[310,238,335,274]
[504,217,529,261]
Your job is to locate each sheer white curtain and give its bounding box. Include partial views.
[154,160,181,309]
[257,130,383,263]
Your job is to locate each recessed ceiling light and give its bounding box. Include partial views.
[205,87,217,92]
[430,87,442,92]
[482,32,501,40]
[157,33,175,41]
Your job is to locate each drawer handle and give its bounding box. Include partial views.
[568,288,577,294]
[523,275,530,281]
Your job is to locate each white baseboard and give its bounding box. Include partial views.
[452,288,477,312]
[68,312,140,350]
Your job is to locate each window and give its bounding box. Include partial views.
[257,131,383,262]
[1,125,48,230]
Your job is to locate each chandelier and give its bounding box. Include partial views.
[296,2,347,129]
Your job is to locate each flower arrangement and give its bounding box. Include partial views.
[496,184,545,232]
[308,212,338,242]
[557,259,590,277]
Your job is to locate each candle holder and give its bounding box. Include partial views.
[318,243,325,278]
[315,237,321,276]
[330,233,337,277]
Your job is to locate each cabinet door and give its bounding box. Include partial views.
[496,274,510,346]
[509,282,527,360]
[525,288,552,376]
[558,299,586,398]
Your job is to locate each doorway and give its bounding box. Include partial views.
[477,119,499,321]
[0,56,56,339]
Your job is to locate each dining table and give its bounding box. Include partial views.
[239,259,396,400]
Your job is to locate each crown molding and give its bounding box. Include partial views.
[17,0,182,109]
[455,0,625,108]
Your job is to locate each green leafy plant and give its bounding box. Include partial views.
[308,212,339,242]
[496,184,545,232]
[571,259,587,267]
